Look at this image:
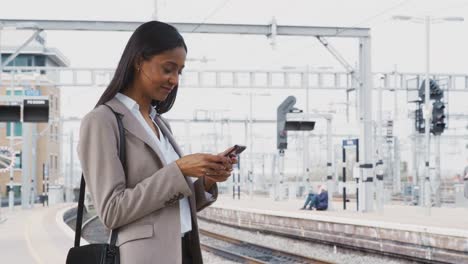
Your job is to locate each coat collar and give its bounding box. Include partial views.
[104,97,185,163]
[104,97,167,164]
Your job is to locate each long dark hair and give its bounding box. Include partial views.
[95,21,187,114]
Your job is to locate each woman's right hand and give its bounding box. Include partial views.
[175,153,232,178]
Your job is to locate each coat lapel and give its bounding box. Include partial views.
[104,98,168,165]
[153,116,184,157]
[154,115,198,213]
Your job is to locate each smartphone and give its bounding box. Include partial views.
[224,144,247,157]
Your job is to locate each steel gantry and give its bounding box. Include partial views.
[3,18,442,212]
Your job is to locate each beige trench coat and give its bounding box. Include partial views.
[77,97,217,264]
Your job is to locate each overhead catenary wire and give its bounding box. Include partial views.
[191,0,232,33]
[333,0,413,37]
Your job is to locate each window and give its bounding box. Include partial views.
[5,90,23,137]
[14,152,22,169]
[50,154,54,171]
[34,55,46,67]
[50,124,55,141]
[1,54,34,67]
[6,90,23,96]
[6,122,22,137]
[55,125,59,141]
[55,95,59,111]
[54,155,58,170]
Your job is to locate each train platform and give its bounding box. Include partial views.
[212,194,468,230]
[199,194,468,263]
[0,204,79,264]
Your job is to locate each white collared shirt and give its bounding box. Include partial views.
[115,93,192,236]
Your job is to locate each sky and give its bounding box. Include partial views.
[1,0,468,72]
[0,0,467,178]
[1,0,466,118]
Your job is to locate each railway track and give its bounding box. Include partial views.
[199,229,333,264]
[70,210,440,263]
[198,216,452,264]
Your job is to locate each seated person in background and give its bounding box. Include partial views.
[314,186,329,211]
[301,184,321,210]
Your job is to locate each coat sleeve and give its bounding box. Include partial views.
[193,177,218,212]
[158,115,218,212]
[77,111,193,230]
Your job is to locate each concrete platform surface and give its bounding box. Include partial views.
[213,194,468,237]
[0,204,76,264]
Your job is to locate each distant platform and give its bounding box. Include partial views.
[199,194,468,263]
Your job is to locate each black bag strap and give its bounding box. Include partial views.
[74,174,86,247]
[74,104,126,248]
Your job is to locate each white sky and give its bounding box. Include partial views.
[2,0,468,72]
[1,0,467,176]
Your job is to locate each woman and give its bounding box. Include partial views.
[77,21,236,264]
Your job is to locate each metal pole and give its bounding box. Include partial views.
[412,132,419,205]
[249,91,253,199]
[378,76,383,153]
[394,137,401,193]
[243,119,248,198]
[376,74,384,212]
[356,140,360,212]
[326,118,334,210]
[393,66,400,195]
[434,135,441,206]
[8,127,14,210]
[303,66,310,194]
[237,156,241,199]
[394,65,399,121]
[302,131,307,193]
[342,146,346,210]
[31,123,38,206]
[278,150,285,200]
[424,16,432,214]
[67,131,74,202]
[22,122,32,209]
[272,153,277,200]
[346,90,350,123]
[8,69,15,210]
[42,163,45,194]
[152,0,159,20]
[28,82,38,206]
[359,36,375,212]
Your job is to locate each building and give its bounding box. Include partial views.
[0,46,68,203]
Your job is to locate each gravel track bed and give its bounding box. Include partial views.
[198,219,417,264]
[202,250,238,264]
